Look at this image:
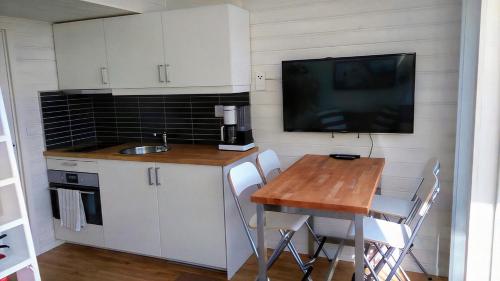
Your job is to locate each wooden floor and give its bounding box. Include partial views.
[36,244,447,281]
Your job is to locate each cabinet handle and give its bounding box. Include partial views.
[148,167,154,186]
[100,67,109,85]
[165,64,170,83]
[62,162,77,167]
[158,64,166,83]
[155,167,160,186]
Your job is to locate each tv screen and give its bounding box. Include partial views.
[282,53,415,133]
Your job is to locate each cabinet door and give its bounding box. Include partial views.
[104,13,166,89]
[53,19,108,89]
[156,163,226,268]
[162,5,232,87]
[99,160,161,256]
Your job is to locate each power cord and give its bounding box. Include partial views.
[330,131,374,158]
[368,133,373,158]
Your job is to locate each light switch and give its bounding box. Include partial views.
[255,72,266,91]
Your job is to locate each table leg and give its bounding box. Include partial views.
[354,214,365,281]
[256,204,267,281]
[307,217,315,257]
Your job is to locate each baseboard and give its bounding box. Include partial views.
[36,239,64,255]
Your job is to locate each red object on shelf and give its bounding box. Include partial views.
[0,253,8,281]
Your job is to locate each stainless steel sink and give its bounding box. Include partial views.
[119,145,169,155]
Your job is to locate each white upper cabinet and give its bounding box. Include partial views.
[52,4,250,93]
[162,5,250,88]
[53,19,109,89]
[103,13,167,89]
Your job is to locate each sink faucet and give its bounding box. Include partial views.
[153,132,168,148]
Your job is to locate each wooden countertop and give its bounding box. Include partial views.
[251,155,385,215]
[43,143,258,166]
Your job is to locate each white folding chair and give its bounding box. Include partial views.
[370,158,440,279]
[228,162,314,280]
[371,158,440,221]
[256,149,331,261]
[352,166,441,281]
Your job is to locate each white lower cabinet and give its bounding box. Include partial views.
[98,160,161,257]
[156,163,226,268]
[98,160,228,269]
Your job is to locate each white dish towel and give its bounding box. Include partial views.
[57,188,87,231]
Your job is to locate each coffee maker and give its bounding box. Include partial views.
[219,105,255,151]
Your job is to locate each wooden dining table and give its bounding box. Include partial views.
[251,154,385,281]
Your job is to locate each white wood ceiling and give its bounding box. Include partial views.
[162,0,242,10]
[0,0,297,23]
[0,0,131,22]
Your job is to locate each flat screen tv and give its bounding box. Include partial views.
[282,53,415,133]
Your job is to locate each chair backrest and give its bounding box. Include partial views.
[228,161,263,197]
[413,158,440,202]
[402,158,440,223]
[408,171,440,229]
[227,162,264,256]
[386,170,440,281]
[256,149,282,183]
[416,173,439,216]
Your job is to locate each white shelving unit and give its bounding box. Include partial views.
[0,88,40,280]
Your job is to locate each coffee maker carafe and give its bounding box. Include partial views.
[219,105,255,151]
[220,106,238,145]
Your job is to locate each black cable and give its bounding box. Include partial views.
[368,132,373,158]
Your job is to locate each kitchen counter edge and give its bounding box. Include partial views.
[43,144,258,167]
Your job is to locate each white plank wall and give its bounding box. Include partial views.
[246,0,461,276]
[0,17,59,254]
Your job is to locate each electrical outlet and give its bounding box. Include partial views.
[214,105,224,117]
[255,72,266,91]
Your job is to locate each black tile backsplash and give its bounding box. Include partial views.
[40,92,250,149]
[40,93,97,148]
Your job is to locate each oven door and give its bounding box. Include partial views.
[49,183,103,225]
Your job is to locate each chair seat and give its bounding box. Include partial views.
[349,217,412,249]
[249,211,309,232]
[370,195,414,218]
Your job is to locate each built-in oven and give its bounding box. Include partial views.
[48,170,103,225]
